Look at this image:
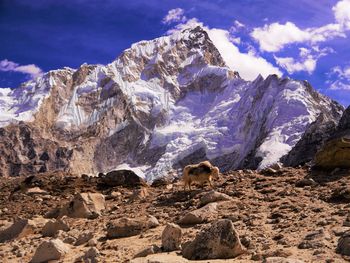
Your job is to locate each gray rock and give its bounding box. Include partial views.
[133,245,162,258]
[162,223,182,251]
[76,247,100,263]
[182,219,245,259]
[59,192,105,219]
[31,239,69,263]
[337,230,350,256]
[75,231,94,246]
[179,203,218,225]
[41,218,70,237]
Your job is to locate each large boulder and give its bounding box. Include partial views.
[99,169,147,187]
[162,223,182,251]
[179,203,218,225]
[31,239,70,263]
[181,219,245,259]
[106,215,159,238]
[60,192,105,219]
[337,230,350,256]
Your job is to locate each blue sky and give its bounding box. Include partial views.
[1,0,350,105]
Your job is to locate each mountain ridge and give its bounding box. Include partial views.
[0,25,344,180]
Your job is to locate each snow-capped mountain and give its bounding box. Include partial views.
[0,26,344,180]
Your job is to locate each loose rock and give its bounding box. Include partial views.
[162,223,182,251]
[31,239,70,263]
[179,203,218,225]
[200,190,232,206]
[60,192,105,219]
[182,219,245,259]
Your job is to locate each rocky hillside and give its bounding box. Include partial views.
[0,25,344,180]
[1,167,350,262]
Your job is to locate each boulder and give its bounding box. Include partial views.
[162,223,182,251]
[41,218,70,237]
[337,230,350,256]
[60,192,105,219]
[0,219,37,243]
[182,219,245,259]
[200,191,232,206]
[106,215,159,238]
[31,239,70,263]
[100,169,147,187]
[179,203,218,225]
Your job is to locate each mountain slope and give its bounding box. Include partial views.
[0,26,343,180]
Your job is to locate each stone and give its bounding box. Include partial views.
[26,187,48,195]
[161,223,182,251]
[76,247,100,263]
[41,218,70,237]
[181,219,245,260]
[179,203,218,225]
[75,231,94,246]
[264,257,305,263]
[106,216,159,239]
[200,190,232,206]
[151,177,171,187]
[60,192,105,219]
[133,245,162,258]
[0,219,35,243]
[295,178,316,187]
[100,169,147,187]
[337,230,350,256]
[31,239,70,263]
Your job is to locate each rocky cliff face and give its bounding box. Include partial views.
[313,106,350,169]
[0,26,344,180]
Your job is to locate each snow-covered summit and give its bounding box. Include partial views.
[0,26,343,179]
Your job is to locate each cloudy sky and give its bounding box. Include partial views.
[1,0,350,105]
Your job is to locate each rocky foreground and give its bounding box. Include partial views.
[1,167,350,262]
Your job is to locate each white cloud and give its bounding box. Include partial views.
[206,28,282,80]
[251,22,309,52]
[274,47,333,74]
[327,65,350,90]
[0,59,43,79]
[333,0,350,29]
[251,0,350,52]
[166,18,282,80]
[162,8,187,24]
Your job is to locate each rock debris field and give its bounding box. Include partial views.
[1,167,350,262]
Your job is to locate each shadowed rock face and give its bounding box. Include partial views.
[0,26,344,179]
[282,112,342,167]
[313,106,350,169]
